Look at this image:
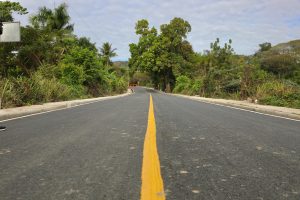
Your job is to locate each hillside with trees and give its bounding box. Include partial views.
[0,2,127,108]
[129,18,300,108]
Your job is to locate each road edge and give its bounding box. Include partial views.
[168,93,300,120]
[0,89,133,121]
[140,86,300,121]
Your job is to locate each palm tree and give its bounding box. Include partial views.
[50,3,73,31]
[100,42,117,66]
[30,7,52,29]
[30,3,73,31]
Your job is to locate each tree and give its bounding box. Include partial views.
[259,42,272,52]
[158,17,193,91]
[30,7,52,29]
[100,42,117,67]
[30,3,73,32]
[201,38,236,95]
[129,18,195,91]
[0,1,27,22]
[77,37,97,52]
[208,38,234,69]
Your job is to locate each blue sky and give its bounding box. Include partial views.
[11,0,300,61]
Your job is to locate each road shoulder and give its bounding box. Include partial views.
[0,89,132,121]
[168,93,300,120]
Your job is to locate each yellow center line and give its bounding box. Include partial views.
[141,94,166,200]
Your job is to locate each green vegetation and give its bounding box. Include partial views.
[0,2,127,108]
[129,18,300,108]
[1,4,299,109]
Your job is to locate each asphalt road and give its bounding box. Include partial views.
[0,87,299,200]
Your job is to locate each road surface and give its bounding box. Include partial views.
[0,87,299,200]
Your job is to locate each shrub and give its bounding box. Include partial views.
[189,78,203,95]
[173,75,191,93]
[59,63,85,86]
[223,79,240,93]
[0,72,74,108]
[256,80,300,108]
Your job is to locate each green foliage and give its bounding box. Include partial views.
[198,47,274,99]
[30,3,73,31]
[173,76,203,95]
[100,42,117,67]
[190,79,203,95]
[256,80,300,108]
[260,54,298,78]
[209,38,234,69]
[195,38,238,96]
[0,1,28,22]
[62,46,101,82]
[129,17,195,91]
[0,73,73,108]
[172,37,300,108]
[258,42,272,52]
[129,18,300,108]
[223,79,241,93]
[77,37,97,52]
[131,71,151,86]
[240,64,270,98]
[0,2,127,108]
[59,63,85,85]
[173,76,191,93]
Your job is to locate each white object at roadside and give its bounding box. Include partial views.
[0,22,21,42]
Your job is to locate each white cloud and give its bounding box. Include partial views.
[10,0,300,60]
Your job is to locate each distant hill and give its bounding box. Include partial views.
[113,61,129,68]
[257,39,300,61]
[256,39,300,85]
[268,39,300,54]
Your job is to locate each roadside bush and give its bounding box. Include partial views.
[173,75,191,94]
[256,80,300,108]
[223,79,241,93]
[189,78,203,95]
[59,63,85,86]
[114,77,127,93]
[173,76,204,95]
[260,54,298,78]
[0,72,74,108]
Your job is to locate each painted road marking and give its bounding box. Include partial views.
[141,94,165,200]
[0,95,130,123]
[199,101,300,122]
[170,94,300,122]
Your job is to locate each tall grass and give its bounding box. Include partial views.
[0,73,74,108]
[172,75,300,108]
[256,80,300,108]
[0,68,128,108]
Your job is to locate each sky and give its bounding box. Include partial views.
[8,0,300,61]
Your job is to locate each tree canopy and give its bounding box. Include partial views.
[0,1,28,22]
[100,42,117,67]
[129,17,195,91]
[129,18,300,108]
[30,3,73,31]
[0,2,127,108]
